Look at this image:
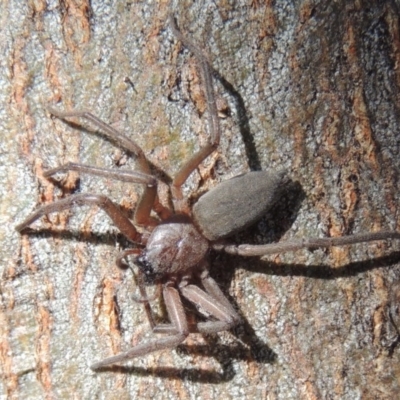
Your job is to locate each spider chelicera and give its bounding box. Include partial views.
[16,16,400,370]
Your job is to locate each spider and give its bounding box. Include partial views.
[16,16,400,370]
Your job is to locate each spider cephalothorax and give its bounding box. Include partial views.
[136,215,210,280]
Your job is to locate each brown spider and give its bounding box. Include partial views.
[16,16,400,370]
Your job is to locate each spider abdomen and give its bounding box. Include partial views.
[140,215,209,278]
[193,170,288,241]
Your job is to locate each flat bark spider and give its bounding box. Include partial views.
[16,16,400,370]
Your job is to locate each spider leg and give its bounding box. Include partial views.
[46,107,160,225]
[44,162,159,225]
[45,163,155,186]
[199,267,239,319]
[144,265,243,336]
[150,265,242,335]
[213,231,400,257]
[90,285,189,370]
[169,17,220,210]
[179,280,241,334]
[46,108,149,170]
[15,193,142,244]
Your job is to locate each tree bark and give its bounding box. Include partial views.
[1,1,400,399]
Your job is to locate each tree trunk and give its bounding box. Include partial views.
[1,1,400,399]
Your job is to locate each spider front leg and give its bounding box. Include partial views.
[43,161,162,226]
[46,107,163,225]
[90,284,189,370]
[15,193,142,243]
[169,17,220,211]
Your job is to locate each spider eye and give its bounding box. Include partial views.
[136,254,160,284]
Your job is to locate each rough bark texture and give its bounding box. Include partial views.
[1,1,400,399]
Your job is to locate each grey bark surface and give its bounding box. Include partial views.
[1,1,400,399]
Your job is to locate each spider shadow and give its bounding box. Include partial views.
[223,250,400,280]
[211,67,261,171]
[18,227,133,249]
